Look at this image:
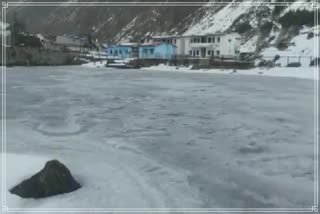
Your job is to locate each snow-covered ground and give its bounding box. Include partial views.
[141,64,318,80]
[81,60,108,68]
[261,26,320,68]
[1,66,316,212]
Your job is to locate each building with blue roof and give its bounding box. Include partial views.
[105,43,176,59]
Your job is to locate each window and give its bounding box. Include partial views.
[207,50,211,56]
[193,50,195,56]
[212,37,215,43]
[196,50,200,56]
[128,51,131,55]
[151,49,154,54]
[109,50,113,54]
[208,37,212,43]
[173,39,176,44]
[216,50,220,55]
[119,50,122,54]
[115,50,118,56]
[235,50,240,54]
[190,38,193,43]
[229,39,231,42]
[201,37,206,43]
[189,50,192,55]
[218,37,220,42]
[198,38,201,43]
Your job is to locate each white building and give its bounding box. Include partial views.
[151,33,242,58]
[188,33,241,58]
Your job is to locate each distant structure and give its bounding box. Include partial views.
[188,33,241,58]
[152,35,189,56]
[147,33,242,58]
[139,43,176,59]
[105,43,139,59]
[105,43,176,59]
[36,34,62,51]
[56,34,92,52]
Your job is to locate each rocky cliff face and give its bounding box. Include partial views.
[1,0,319,53]
[2,0,206,42]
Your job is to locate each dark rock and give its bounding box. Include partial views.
[10,160,81,198]
[310,58,320,67]
[307,32,314,39]
[258,59,274,67]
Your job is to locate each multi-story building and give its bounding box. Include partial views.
[151,33,241,58]
[188,33,241,58]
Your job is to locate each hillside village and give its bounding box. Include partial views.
[2,23,319,69]
[1,0,319,68]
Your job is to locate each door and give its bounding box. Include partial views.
[201,48,206,58]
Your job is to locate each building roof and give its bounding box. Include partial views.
[107,43,138,48]
[152,32,240,39]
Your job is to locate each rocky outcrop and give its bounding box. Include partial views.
[10,160,81,198]
[4,47,80,66]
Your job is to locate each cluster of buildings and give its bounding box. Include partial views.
[37,33,93,52]
[2,19,245,61]
[105,32,242,60]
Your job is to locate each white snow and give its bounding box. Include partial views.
[3,66,316,211]
[81,60,108,68]
[281,0,316,16]
[141,64,318,80]
[261,26,320,67]
[239,35,259,53]
[184,0,261,35]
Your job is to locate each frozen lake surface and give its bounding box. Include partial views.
[2,66,316,212]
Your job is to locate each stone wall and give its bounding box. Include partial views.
[2,47,80,66]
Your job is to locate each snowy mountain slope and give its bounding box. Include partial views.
[184,0,270,35]
[1,0,319,57]
[184,0,318,57]
[261,25,319,66]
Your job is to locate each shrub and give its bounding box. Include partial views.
[307,32,314,39]
[261,22,273,34]
[16,34,42,48]
[258,59,274,67]
[234,22,253,34]
[279,10,318,28]
[273,55,280,62]
[268,35,276,42]
[277,42,288,50]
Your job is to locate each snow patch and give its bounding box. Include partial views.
[184,0,260,35]
[141,64,318,80]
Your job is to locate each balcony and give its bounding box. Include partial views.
[190,43,220,49]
